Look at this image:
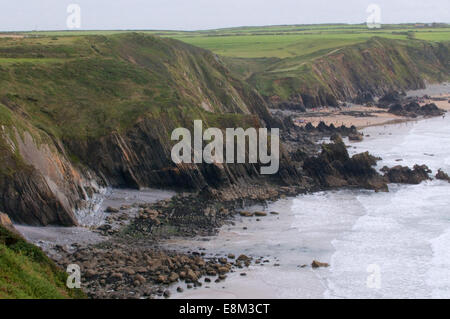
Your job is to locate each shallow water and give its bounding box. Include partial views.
[169,115,450,299]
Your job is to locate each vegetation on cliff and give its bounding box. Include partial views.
[0,223,85,298]
[0,26,449,226]
[0,33,288,225]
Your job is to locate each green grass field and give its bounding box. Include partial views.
[1,23,448,111]
[12,23,450,59]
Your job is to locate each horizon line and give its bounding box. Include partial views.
[1,22,449,34]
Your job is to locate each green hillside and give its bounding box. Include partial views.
[0,33,276,226]
[0,224,85,298]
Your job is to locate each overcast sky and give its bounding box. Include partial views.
[0,0,448,31]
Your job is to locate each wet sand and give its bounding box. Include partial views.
[164,198,337,299]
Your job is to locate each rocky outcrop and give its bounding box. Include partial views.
[381,165,432,184]
[436,169,450,183]
[0,127,101,226]
[377,91,405,108]
[388,101,445,117]
[303,136,387,191]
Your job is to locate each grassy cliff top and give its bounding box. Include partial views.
[15,23,450,59]
[0,33,262,142]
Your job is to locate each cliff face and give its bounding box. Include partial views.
[0,116,99,226]
[0,33,299,226]
[249,38,450,108]
[1,34,448,226]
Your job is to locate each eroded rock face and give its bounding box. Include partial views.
[0,35,298,226]
[302,136,387,192]
[0,130,99,226]
[381,165,432,184]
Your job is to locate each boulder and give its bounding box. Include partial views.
[388,103,405,116]
[237,254,251,262]
[186,269,198,282]
[404,101,420,113]
[169,272,179,282]
[311,260,329,268]
[348,133,363,141]
[254,211,268,217]
[436,169,450,183]
[419,103,445,116]
[105,206,119,213]
[239,211,254,217]
[381,164,432,184]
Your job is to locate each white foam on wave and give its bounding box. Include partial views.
[325,115,450,298]
[427,229,450,298]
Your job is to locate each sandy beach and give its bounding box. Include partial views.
[293,92,450,130]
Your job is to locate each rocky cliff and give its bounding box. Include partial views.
[1,34,448,226]
[0,33,300,226]
[248,38,450,108]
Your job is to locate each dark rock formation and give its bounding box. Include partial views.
[388,103,408,116]
[353,92,374,105]
[436,169,450,183]
[381,165,432,184]
[311,260,330,268]
[386,97,444,118]
[277,102,306,112]
[348,133,364,141]
[303,136,387,191]
[404,101,421,113]
[0,170,79,226]
[420,103,445,117]
[378,91,405,108]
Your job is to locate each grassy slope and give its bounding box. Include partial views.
[0,34,260,142]
[247,37,450,100]
[148,24,449,102]
[15,25,450,99]
[0,225,85,299]
[0,32,271,191]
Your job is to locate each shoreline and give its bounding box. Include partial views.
[14,87,450,299]
[170,114,450,299]
[291,91,450,130]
